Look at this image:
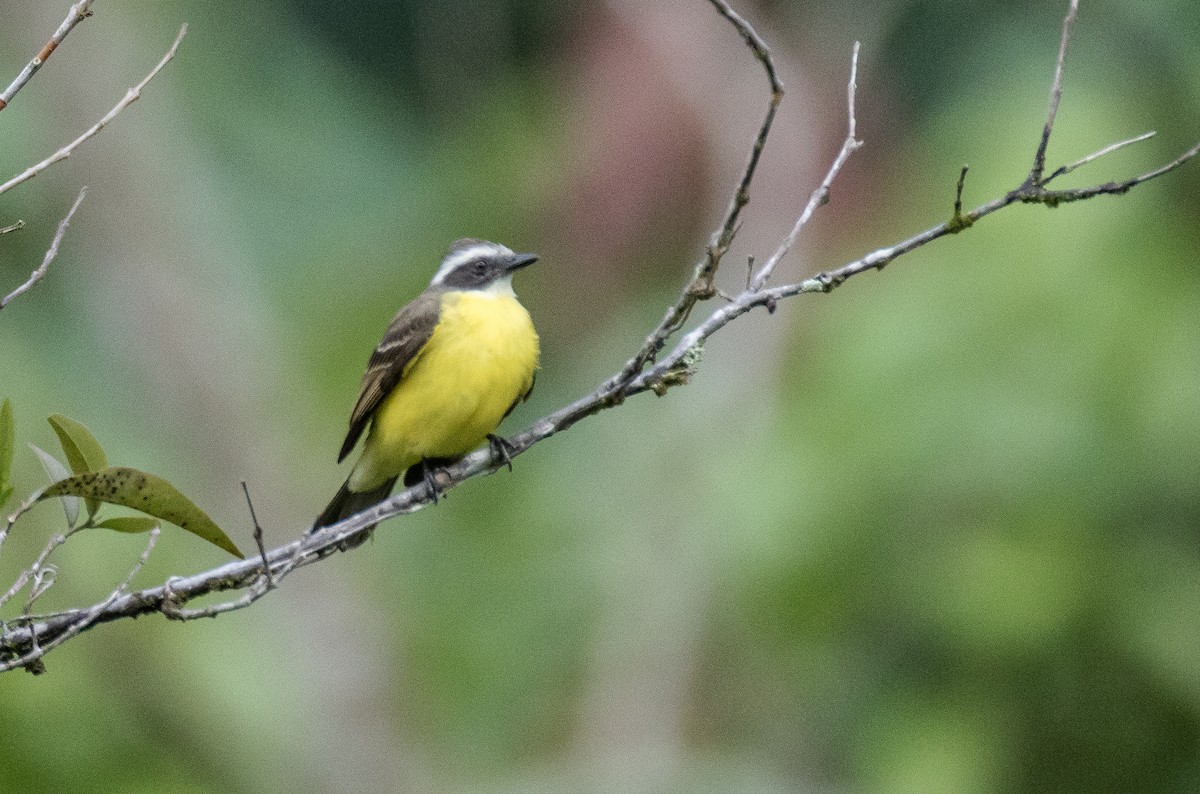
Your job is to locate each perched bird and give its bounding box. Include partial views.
[312,238,540,535]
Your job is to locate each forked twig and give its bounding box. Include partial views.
[613,0,784,387]
[0,528,159,673]
[0,23,187,310]
[750,41,862,290]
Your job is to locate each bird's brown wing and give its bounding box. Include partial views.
[338,291,443,462]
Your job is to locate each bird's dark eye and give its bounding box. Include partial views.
[472,260,488,274]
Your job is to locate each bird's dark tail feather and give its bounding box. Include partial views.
[310,476,399,540]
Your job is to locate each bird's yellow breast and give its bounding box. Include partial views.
[349,289,538,492]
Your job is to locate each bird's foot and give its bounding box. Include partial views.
[487,433,515,472]
[420,460,451,505]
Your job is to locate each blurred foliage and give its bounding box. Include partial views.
[0,0,1198,792]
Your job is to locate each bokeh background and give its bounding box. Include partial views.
[2,0,1198,791]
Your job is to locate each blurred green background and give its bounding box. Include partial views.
[2,0,1198,791]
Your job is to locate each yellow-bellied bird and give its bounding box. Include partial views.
[312,239,539,534]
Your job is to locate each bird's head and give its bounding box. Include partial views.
[430,239,538,293]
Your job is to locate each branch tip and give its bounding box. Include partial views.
[0,187,87,310]
[0,0,99,112]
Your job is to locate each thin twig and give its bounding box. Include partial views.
[0,188,87,310]
[1028,0,1080,187]
[954,165,969,217]
[161,581,271,621]
[947,164,973,232]
[241,481,274,588]
[613,0,783,386]
[749,41,862,290]
[0,0,97,112]
[0,487,49,564]
[1044,130,1157,183]
[0,528,159,674]
[0,24,187,197]
[0,526,79,610]
[0,220,24,236]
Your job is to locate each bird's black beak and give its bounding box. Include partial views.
[505,252,539,272]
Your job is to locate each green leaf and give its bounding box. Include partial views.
[47,414,108,474]
[47,414,109,517]
[39,466,244,559]
[0,399,12,511]
[95,516,160,534]
[30,443,79,527]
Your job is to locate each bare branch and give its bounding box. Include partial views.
[749,41,862,290]
[950,164,971,228]
[0,0,97,112]
[1045,130,1157,183]
[1,0,1197,671]
[0,528,159,674]
[0,24,187,197]
[0,220,24,236]
[242,481,274,589]
[613,0,784,387]
[1028,0,1080,187]
[0,525,79,611]
[1030,139,1200,204]
[0,188,87,310]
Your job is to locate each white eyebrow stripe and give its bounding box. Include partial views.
[429,242,512,286]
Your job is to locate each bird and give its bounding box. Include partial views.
[312,238,540,536]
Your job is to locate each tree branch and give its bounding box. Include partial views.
[1027,0,1079,188]
[1,0,1197,672]
[1045,130,1157,182]
[0,0,97,112]
[1,22,187,311]
[0,188,87,311]
[0,24,188,198]
[0,528,158,674]
[749,40,862,291]
[613,0,784,389]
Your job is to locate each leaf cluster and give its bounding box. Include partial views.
[1,401,241,558]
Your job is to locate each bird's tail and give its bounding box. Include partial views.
[310,476,399,537]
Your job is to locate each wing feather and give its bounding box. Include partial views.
[338,291,442,462]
